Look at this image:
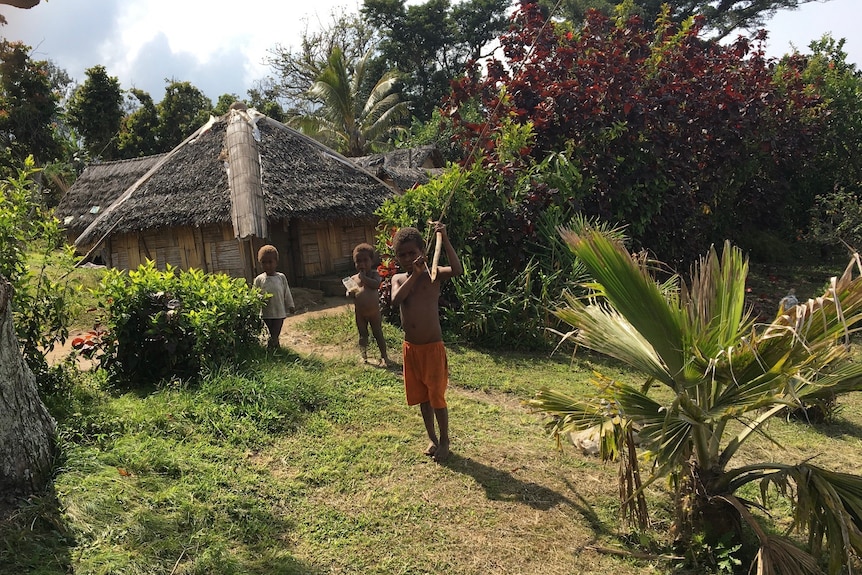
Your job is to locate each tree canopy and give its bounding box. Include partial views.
[538,0,836,39]
[292,47,409,157]
[362,0,511,122]
[66,65,124,161]
[445,3,822,264]
[0,41,63,171]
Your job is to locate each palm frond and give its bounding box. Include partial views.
[726,462,862,573]
[559,227,688,378]
[685,241,753,354]
[718,493,824,575]
[554,291,675,385]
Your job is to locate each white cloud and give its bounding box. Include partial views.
[2,0,860,105]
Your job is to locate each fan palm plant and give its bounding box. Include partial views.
[292,47,408,157]
[527,226,862,574]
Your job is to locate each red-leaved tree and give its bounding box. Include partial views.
[446,1,822,264]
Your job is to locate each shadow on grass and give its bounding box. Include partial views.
[0,486,319,575]
[805,416,862,440]
[0,489,71,575]
[440,453,610,537]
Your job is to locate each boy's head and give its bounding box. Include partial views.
[352,243,376,272]
[392,227,424,254]
[257,244,279,275]
[392,227,425,273]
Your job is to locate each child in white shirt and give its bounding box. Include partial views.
[253,244,295,349]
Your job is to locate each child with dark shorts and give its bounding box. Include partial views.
[390,222,463,462]
[253,244,295,349]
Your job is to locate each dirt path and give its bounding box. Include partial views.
[276,291,359,361]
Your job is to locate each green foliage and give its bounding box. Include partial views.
[374,161,481,250]
[292,47,408,156]
[800,36,862,253]
[65,65,124,160]
[117,88,161,158]
[361,0,511,122]
[376,129,618,350]
[262,8,378,117]
[0,158,78,388]
[213,93,244,116]
[446,257,563,350]
[156,81,213,150]
[682,531,744,575]
[448,4,823,266]
[0,40,63,171]
[807,186,862,253]
[539,0,821,40]
[92,261,266,386]
[529,227,862,573]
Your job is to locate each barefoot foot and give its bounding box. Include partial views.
[423,442,438,457]
[432,443,450,463]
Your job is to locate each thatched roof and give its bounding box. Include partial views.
[54,154,167,238]
[66,107,394,247]
[352,146,445,192]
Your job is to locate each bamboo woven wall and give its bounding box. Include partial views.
[104,219,376,283]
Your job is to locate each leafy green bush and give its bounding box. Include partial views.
[1,157,79,389]
[93,261,265,385]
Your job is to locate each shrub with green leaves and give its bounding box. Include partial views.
[93,261,265,385]
[1,157,78,389]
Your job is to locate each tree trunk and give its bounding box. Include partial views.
[0,1,41,9]
[0,276,56,498]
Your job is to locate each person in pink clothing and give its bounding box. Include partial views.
[253,245,295,349]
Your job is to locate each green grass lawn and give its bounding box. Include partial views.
[5,262,862,574]
[6,310,862,575]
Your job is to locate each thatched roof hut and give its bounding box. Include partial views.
[352,145,445,192]
[55,105,395,289]
[56,153,167,240]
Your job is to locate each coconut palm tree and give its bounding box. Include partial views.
[528,227,862,574]
[292,47,409,157]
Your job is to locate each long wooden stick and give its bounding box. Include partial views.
[430,231,443,282]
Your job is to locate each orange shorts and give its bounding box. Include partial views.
[402,340,448,408]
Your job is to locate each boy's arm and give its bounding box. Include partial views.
[434,222,463,281]
[391,262,425,306]
[358,270,382,290]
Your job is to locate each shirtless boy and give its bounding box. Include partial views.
[348,243,390,366]
[390,222,463,462]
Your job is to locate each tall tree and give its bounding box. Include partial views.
[0,275,56,498]
[156,80,213,150]
[447,4,821,264]
[294,47,409,156]
[66,65,124,161]
[539,0,836,40]
[246,80,287,122]
[213,93,243,116]
[0,41,62,171]
[362,0,511,122]
[117,88,161,158]
[264,9,379,116]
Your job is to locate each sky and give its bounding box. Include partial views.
[2,0,861,105]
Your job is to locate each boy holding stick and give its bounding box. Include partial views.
[391,221,463,462]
